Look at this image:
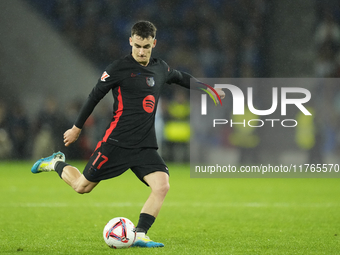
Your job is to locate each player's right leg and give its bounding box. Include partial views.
[31,152,98,194]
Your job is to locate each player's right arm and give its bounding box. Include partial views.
[63,62,120,147]
[64,125,81,147]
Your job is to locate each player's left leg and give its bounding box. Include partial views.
[132,171,169,248]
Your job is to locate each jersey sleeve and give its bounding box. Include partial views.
[74,62,120,129]
[162,60,204,90]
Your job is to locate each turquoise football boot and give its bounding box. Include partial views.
[131,233,164,248]
[31,152,65,173]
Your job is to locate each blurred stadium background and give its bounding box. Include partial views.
[0,0,340,164]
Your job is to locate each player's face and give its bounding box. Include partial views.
[129,35,157,66]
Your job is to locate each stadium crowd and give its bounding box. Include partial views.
[314,0,340,78]
[1,0,270,160]
[3,0,340,163]
[312,0,340,162]
[28,0,269,78]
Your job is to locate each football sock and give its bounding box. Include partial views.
[55,161,69,179]
[135,213,155,234]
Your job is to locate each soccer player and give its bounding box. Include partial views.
[31,20,225,248]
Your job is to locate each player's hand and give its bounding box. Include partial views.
[63,125,81,147]
[215,88,225,100]
[207,88,225,104]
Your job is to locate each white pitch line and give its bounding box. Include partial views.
[1,202,339,208]
[0,202,144,208]
[186,202,339,208]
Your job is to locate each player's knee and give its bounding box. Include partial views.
[74,186,91,194]
[154,182,170,197]
[74,187,85,194]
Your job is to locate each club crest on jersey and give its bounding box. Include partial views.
[146,77,155,87]
[101,71,110,82]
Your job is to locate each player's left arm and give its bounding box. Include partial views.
[165,66,225,104]
[206,86,225,105]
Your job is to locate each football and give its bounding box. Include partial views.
[103,217,136,249]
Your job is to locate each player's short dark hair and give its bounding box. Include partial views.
[131,21,157,39]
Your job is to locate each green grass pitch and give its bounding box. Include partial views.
[1,161,339,254]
